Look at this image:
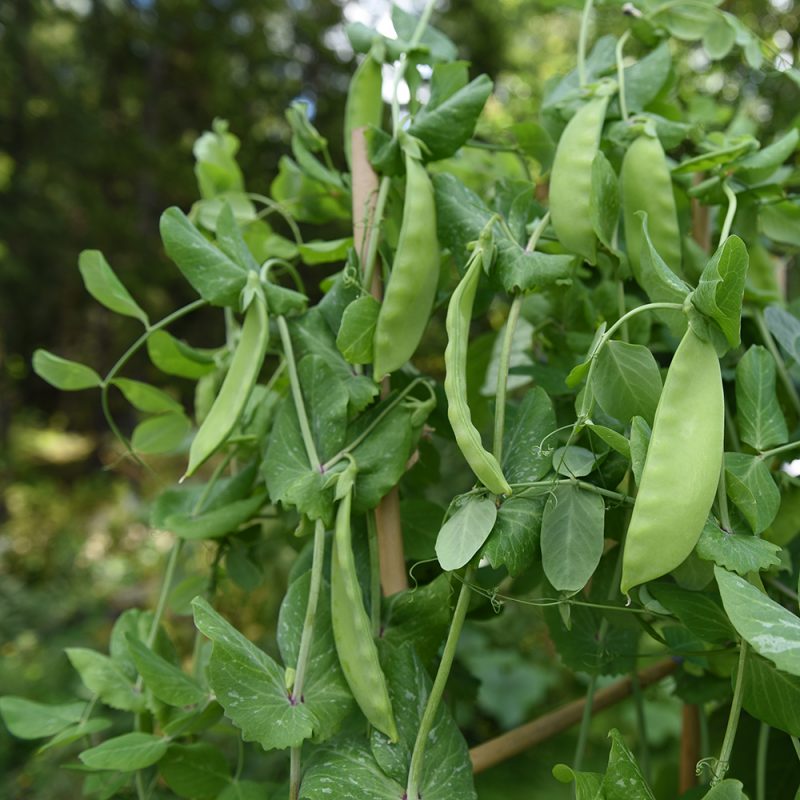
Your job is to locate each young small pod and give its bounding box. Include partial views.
[343,52,384,171]
[444,252,512,496]
[549,95,610,265]
[372,153,440,381]
[621,133,683,281]
[183,285,269,479]
[331,488,399,742]
[620,327,724,594]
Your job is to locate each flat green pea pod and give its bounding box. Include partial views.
[372,153,439,381]
[620,328,724,594]
[621,133,683,280]
[183,282,268,479]
[549,95,609,265]
[343,51,383,171]
[331,486,399,742]
[444,252,512,496]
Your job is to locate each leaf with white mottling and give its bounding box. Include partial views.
[695,519,780,575]
[716,567,800,677]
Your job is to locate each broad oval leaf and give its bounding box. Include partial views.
[724,452,780,534]
[764,304,800,364]
[112,378,183,415]
[131,412,191,455]
[126,636,207,707]
[80,732,169,771]
[435,496,497,572]
[65,648,145,712]
[163,492,267,540]
[481,494,546,577]
[32,350,102,391]
[742,652,800,737]
[0,697,86,740]
[336,295,380,365]
[735,346,788,451]
[716,566,800,676]
[501,387,556,484]
[552,446,596,478]
[147,330,217,379]
[695,519,780,575]
[78,250,149,325]
[159,743,231,800]
[541,485,605,594]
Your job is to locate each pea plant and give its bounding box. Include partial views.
[6,1,800,798]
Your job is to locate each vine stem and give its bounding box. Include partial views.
[514,479,633,506]
[760,439,800,461]
[756,722,770,800]
[493,295,522,464]
[711,642,748,785]
[577,0,595,88]
[615,31,631,122]
[406,565,475,799]
[276,315,320,471]
[753,308,800,417]
[719,182,737,244]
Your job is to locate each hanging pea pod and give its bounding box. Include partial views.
[621,133,683,281]
[549,94,610,264]
[620,327,724,594]
[330,482,398,742]
[343,50,384,171]
[372,152,440,381]
[183,275,269,479]
[444,250,512,496]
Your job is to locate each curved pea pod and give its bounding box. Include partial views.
[182,287,269,479]
[549,95,609,265]
[621,134,683,281]
[331,489,398,742]
[620,328,724,594]
[343,52,384,171]
[444,253,512,496]
[372,153,440,381]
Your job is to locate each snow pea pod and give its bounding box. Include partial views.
[549,95,609,264]
[372,153,439,381]
[620,327,724,594]
[331,486,398,742]
[183,285,268,479]
[444,252,512,496]
[621,133,683,281]
[343,51,383,171]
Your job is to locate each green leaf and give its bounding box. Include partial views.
[552,446,596,478]
[78,250,149,325]
[592,340,663,426]
[80,732,169,772]
[587,422,631,459]
[695,519,781,575]
[602,729,655,800]
[215,202,259,272]
[408,75,493,162]
[112,378,183,415]
[160,207,247,306]
[620,41,672,114]
[703,15,736,59]
[501,387,556,483]
[32,350,102,391]
[435,495,498,571]
[146,330,217,379]
[647,583,735,644]
[629,416,651,486]
[66,648,145,712]
[764,305,800,363]
[159,743,231,800]
[192,597,316,749]
[82,771,130,800]
[760,202,800,247]
[482,494,546,576]
[131,412,191,455]
[299,355,349,462]
[742,652,800,737]
[38,718,112,753]
[193,119,245,199]
[126,636,207,707]
[590,150,620,253]
[541,485,605,594]
[0,697,86,740]
[162,702,224,738]
[716,567,800,676]
[433,173,574,291]
[691,235,748,349]
[510,121,555,171]
[735,346,789,451]
[336,296,380,365]
[217,781,271,800]
[298,238,354,265]
[552,764,603,798]
[674,137,758,175]
[736,128,799,183]
[164,493,267,540]
[701,779,748,799]
[277,572,354,742]
[270,156,350,224]
[725,453,781,534]
[391,6,458,63]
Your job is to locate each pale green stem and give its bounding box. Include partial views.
[406,566,475,798]
[759,439,800,461]
[574,669,600,771]
[493,295,523,464]
[719,182,738,244]
[615,31,632,122]
[753,309,800,417]
[246,192,304,245]
[277,315,320,471]
[145,540,183,650]
[712,642,748,785]
[756,722,770,800]
[513,479,634,506]
[577,0,595,88]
